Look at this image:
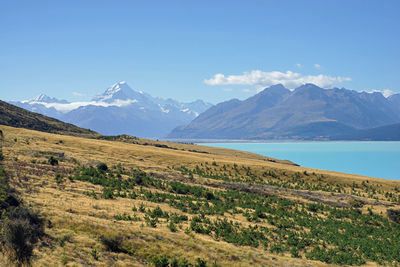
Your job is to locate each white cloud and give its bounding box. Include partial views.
[32,99,137,112]
[296,63,302,68]
[204,70,351,91]
[314,64,321,69]
[72,92,85,97]
[242,89,253,93]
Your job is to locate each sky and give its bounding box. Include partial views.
[1,0,399,104]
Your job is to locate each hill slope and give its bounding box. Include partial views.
[0,100,100,138]
[1,124,400,266]
[168,84,400,140]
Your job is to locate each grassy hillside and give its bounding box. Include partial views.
[0,125,399,266]
[0,100,100,138]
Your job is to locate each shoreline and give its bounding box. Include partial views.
[162,138,400,144]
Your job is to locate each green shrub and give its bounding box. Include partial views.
[60,255,69,265]
[179,258,190,267]
[170,258,179,267]
[55,173,64,185]
[145,214,158,228]
[139,203,146,212]
[290,247,301,258]
[103,187,114,199]
[91,248,99,260]
[97,163,108,171]
[168,221,177,232]
[195,258,207,267]
[48,156,58,166]
[152,255,169,267]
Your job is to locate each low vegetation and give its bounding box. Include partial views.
[0,125,399,266]
[0,130,44,266]
[70,165,400,265]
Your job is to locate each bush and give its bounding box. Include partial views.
[48,156,58,166]
[91,248,99,260]
[195,258,207,267]
[2,219,33,265]
[387,209,400,223]
[97,163,108,171]
[99,234,124,253]
[55,173,64,185]
[6,206,44,240]
[0,207,44,265]
[168,221,177,232]
[103,187,114,199]
[152,255,169,267]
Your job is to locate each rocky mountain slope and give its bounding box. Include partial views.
[168,84,400,140]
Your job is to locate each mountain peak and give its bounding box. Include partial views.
[259,84,290,94]
[293,83,325,94]
[33,93,50,102]
[28,94,69,104]
[104,81,130,95]
[296,83,321,90]
[93,81,139,102]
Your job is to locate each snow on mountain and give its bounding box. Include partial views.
[10,81,213,138]
[93,81,141,102]
[22,94,70,104]
[90,81,212,116]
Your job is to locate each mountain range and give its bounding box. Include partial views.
[8,82,400,140]
[167,84,400,140]
[11,82,212,138]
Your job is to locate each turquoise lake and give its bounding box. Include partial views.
[202,142,400,180]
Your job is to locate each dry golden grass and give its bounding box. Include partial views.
[0,125,399,266]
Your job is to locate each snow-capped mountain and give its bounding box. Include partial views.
[93,81,145,103]
[11,94,69,119]
[10,82,213,138]
[26,94,70,104]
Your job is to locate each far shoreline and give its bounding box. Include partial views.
[161,138,400,144]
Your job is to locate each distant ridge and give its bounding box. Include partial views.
[0,100,100,138]
[168,84,400,140]
[331,123,400,141]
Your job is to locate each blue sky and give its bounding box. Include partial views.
[1,0,399,103]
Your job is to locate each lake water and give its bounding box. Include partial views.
[201,142,400,180]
